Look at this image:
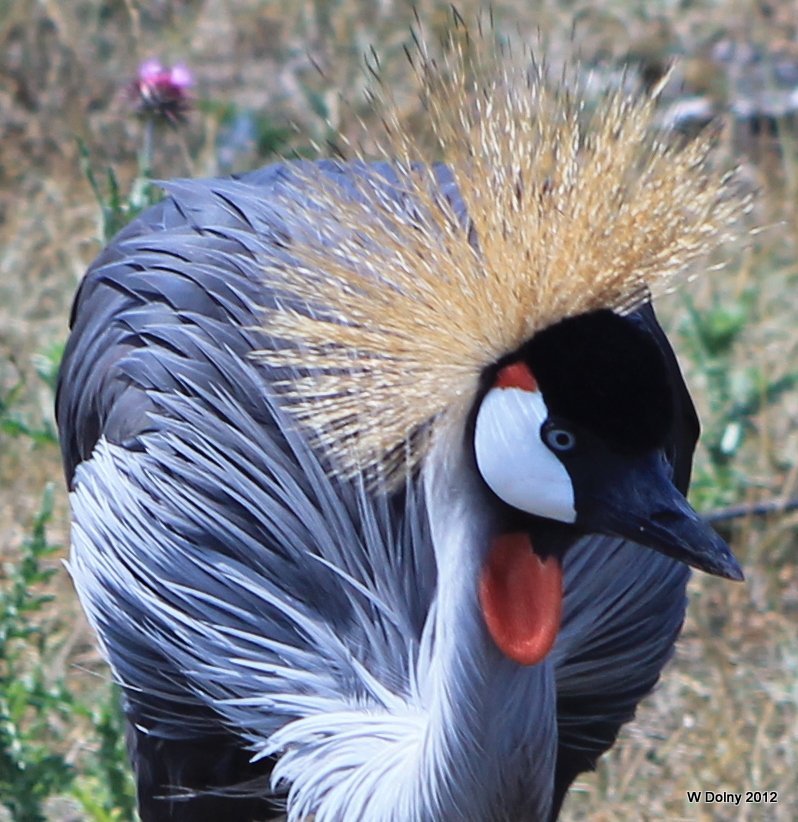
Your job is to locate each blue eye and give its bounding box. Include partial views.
[544,427,576,452]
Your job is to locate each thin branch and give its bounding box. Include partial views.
[704,497,798,524]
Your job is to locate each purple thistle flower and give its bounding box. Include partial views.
[129,59,193,125]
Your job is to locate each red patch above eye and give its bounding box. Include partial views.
[495,362,538,392]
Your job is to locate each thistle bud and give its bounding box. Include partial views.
[128,59,193,125]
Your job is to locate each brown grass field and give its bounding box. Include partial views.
[0,1,796,820]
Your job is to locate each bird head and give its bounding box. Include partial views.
[258,36,744,669]
[472,307,741,665]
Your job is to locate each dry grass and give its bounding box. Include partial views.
[0,1,796,819]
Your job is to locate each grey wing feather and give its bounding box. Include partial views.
[60,161,443,816]
[552,537,688,812]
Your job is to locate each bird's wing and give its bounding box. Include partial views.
[68,366,434,733]
[58,162,442,813]
[59,158,447,708]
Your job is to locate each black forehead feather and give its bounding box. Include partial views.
[521,309,675,453]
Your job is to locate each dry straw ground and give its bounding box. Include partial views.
[0,1,796,820]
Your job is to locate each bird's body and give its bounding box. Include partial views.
[58,40,742,822]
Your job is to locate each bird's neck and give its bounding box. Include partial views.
[261,435,559,821]
[415,435,558,821]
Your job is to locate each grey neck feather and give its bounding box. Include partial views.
[265,433,559,821]
[413,432,558,821]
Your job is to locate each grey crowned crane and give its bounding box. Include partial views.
[57,39,743,822]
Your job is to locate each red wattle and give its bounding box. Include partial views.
[478,532,562,666]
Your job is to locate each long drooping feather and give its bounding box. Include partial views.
[257,32,741,483]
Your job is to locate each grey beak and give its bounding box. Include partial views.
[579,451,744,581]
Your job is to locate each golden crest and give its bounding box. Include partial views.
[258,25,742,486]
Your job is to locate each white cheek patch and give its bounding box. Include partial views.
[474,386,577,523]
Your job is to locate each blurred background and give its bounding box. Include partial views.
[0,1,796,819]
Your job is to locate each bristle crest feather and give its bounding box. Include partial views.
[257,27,741,486]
